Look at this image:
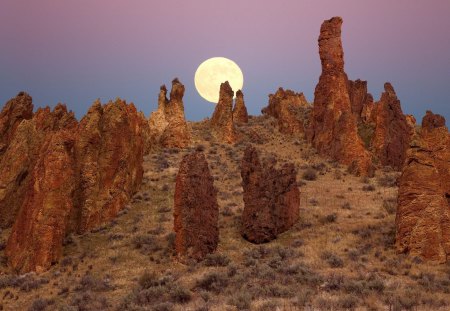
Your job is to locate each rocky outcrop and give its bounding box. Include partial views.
[0,92,34,156]
[370,83,411,170]
[232,90,249,124]
[4,98,147,273]
[72,99,147,233]
[396,111,450,263]
[6,130,77,273]
[210,81,237,143]
[0,104,77,228]
[307,17,372,176]
[262,88,310,136]
[148,79,191,148]
[240,146,300,243]
[347,79,373,120]
[173,151,219,260]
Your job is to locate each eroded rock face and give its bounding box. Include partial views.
[232,90,249,124]
[148,79,191,148]
[72,99,147,233]
[396,112,450,263]
[6,130,77,273]
[210,81,237,143]
[173,151,219,260]
[370,83,411,170]
[307,17,372,176]
[422,110,446,131]
[0,104,77,229]
[241,146,300,243]
[348,79,373,120]
[262,88,310,136]
[0,92,33,155]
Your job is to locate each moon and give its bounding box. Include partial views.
[194,57,244,103]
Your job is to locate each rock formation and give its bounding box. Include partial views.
[0,92,33,156]
[4,98,148,273]
[210,81,237,143]
[396,111,450,262]
[307,17,373,176]
[6,130,77,273]
[240,146,300,243]
[173,151,219,260]
[0,104,77,228]
[148,79,191,148]
[262,88,310,136]
[232,90,249,124]
[370,83,411,169]
[347,79,373,120]
[71,99,147,234]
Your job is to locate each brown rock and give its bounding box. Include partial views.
[422,110,446,131]
[262,88,310,136]
[6,129,77,273]
[347,79,373,119]
[148,79,191,148]
[396,113,450,262]
[72,99,146,233]
[0,92,33,155]
[210,81,237,143]
[240,146,300,243]
[370,83,411,169]
[307,17,372,176]
[173,151,219,260]
[232,90,249,124]
[0,104,77,228]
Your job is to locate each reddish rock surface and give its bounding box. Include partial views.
[72,99,147,233]
[148,79,191,148]
[307,17,372,176]
[262,88,310,136]
[396,113,450,262]
[232,90,249,124]
[173,151,219,260]
[370,83,411,169]
[347,79,373,120]
[210,81,237,143]
[240,146,300,243]
[0,92,33,155]
[6,130,77,273]
[0,104,77,228]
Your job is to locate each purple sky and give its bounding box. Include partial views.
[1,0,449,122]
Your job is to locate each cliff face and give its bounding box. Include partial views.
[148,79,191,149]
[396,111,450,263]
[307,17,373,176]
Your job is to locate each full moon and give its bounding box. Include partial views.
[194,57,244,103]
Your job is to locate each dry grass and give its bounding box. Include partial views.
[0,116,449,310]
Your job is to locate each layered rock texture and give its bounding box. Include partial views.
[307,17,372,176]
[347,79,374,120]
[240,146,300,243]
[395,111,450,262]
[2,96,148,273]
[173,151,219,260]
[210,81,237,143]
[262,88,310,136]
[232,90,249,124]
[148,79,191,148]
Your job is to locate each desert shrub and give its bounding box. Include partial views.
[294,288,314,307]
[169,285,192,303]
[377,174,397,187]
[78,273,112,292]
[138,271,160,289]
[342,202,351,210]
[321,251,344,268]
[358,122,375,149]
[309,198,319,206]
[362,184,376,191]
[320,213,337,224]
[195,272,228,293]
[152,302,174,311]
[323,273,345,291]
[203,253,231,267]
[132,234,161,253]
[28,298,53,311]
[195,144,205,152]
[383,198,397,214]
[258,301,279,311]
[302,168,317,181]
[338,294,359,309]
[228,291,252,310]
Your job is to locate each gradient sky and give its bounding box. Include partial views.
[1,0,449,122]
